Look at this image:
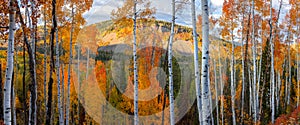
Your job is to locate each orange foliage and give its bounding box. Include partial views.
[95,61,107,95]
[273,106,300,125]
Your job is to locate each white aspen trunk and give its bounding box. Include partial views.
[248,65,252,117]
[133,1,139,124]
[213,60,219,125]
[257,14,263,111]
[284,28,291,106]
[4,0,15,124]
[269,0,275,123]
[56,31,63,125]
[257,50,262,95]
[12,56,16,125]
[220,62,224,125]
[61,64,65,125]
[272,0,283,112]
[30,1,38,123]
[168,0,175,124]
[257,24,263,114]
[277,72,281,109]
[297,8,299,107]
[240,4,246,123]
[230,21,236,125]
[241,44,245,124]
[217,33,224,125]
[27,1,37,124]
[251,0,257,122]
[275,72,278,110]
[191,0,202,124]
[13,49,18,125]
[32,16,38,125]
[297,48,300,106]
[200,0,211,124]
[271,69,275,124]
[26,5,32,50]
[66,5,75,125]
[13,87,16,125]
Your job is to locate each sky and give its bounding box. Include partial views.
[83,0,224,26]
[83,0,290,26]
[211,0,224,6]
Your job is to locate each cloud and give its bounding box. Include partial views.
[83,0,222,26]
[210,0,224,6]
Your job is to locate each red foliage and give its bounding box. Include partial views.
[273,106,300,125]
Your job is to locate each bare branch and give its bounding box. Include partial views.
[0,26,9,29]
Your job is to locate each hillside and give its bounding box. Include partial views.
[77,19,233,57]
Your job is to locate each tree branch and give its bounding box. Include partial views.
[0,26,9,29]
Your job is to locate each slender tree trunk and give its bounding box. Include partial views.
[230,20,236,125]
[251,0,257,123]
[286,22,292,107]
[28,1,37,123]
[11,71,14,125]
[273,0,283,116]
[213,60,219,125]
[208,67,214,125]
[43,4,48,122]
[4,0,16,124]
[12,48,18,125]
[297,7,300,107]
[16,2,38,124]
[200,0,211,124]
[269,0,275,123]
[277,72,281,112]
[46,0,57,124]
[191,0,202,124]
[244,8,251,120]
[22,38,28,125]
[218,36,224,125]
[257,13,264,116]
[240,4,246,123]
[56,31,63,125]
[10,74,14,125]
[12,87,16,125]
[287,36,291,105]
[225,58,229,124]
[168,0,175,124]
[133,1,139,124]
[61,64,65,124]
[25,5,32,124]
[11,68,16,125]
[66,5,75,125]
[285,59,288,108]
[248,63,252,119]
